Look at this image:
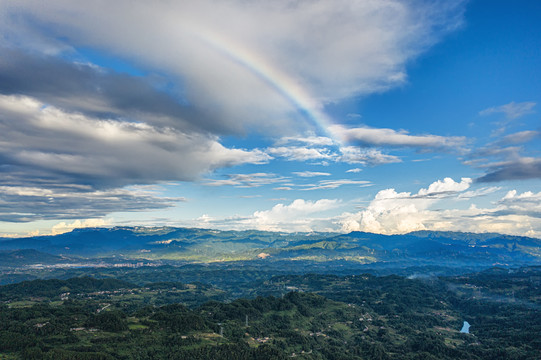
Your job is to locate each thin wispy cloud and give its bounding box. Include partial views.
[301,179,372,191]
[267,146,335,161]
[496,130,540,145]
[292,171,331,177]
[276,135,334,147]
[338,147,402,165]
[204,173,288,188]
[479,101,536,119]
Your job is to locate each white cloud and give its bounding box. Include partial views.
[245,199,341,232]
[338,178,541,237]
[338,177,470,233]
[346,168,362,173]
[51,218,111,235]
[417,177,472,196]
[330,124,467,151]
[267,146,335,161]
[0,0,465,134]
[301,179,372,191]
[339,146,401,165]
[479,101,536,119]
[189,199,341,232]
[0,94,272,221]
[293,171,331,177]
[457,186,501,200]
[204,173,287,188]
[276,135,334,147]
[499,190,541,216]
[497,130,540,145]
[0,94,269,188]
[183,181,541,237]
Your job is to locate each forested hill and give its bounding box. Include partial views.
[0,267,540,359]
[0,277,135,301]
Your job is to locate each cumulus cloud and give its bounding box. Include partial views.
[479,101,536,119]
[417,177,472,197]
[338,178,541,237]
[330,124,467,151]
[186,181,541,237]
[51,218,111,235]
[191,199,341,232]
[241,199,341,232]
[339,177,472,234]
[499,190,541,217]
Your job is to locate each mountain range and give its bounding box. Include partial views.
[1,227,540,269]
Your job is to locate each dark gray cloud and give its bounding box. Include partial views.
[465,128,541,183]
[0,94,269,189]
[0,94,269,222]
[477,159,541,183]
[0,186,182,222]
[0,48,234,134]
[0,49,272,223]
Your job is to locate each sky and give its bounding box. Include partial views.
[0,0,540,238]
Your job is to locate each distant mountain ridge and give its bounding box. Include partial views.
[0,249,71,267]
[1,227,540,268]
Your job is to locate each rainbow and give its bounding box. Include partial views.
[189,26,339,143]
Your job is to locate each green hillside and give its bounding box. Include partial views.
[1,267,540,359]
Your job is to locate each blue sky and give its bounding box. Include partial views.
[0,0,540,237]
